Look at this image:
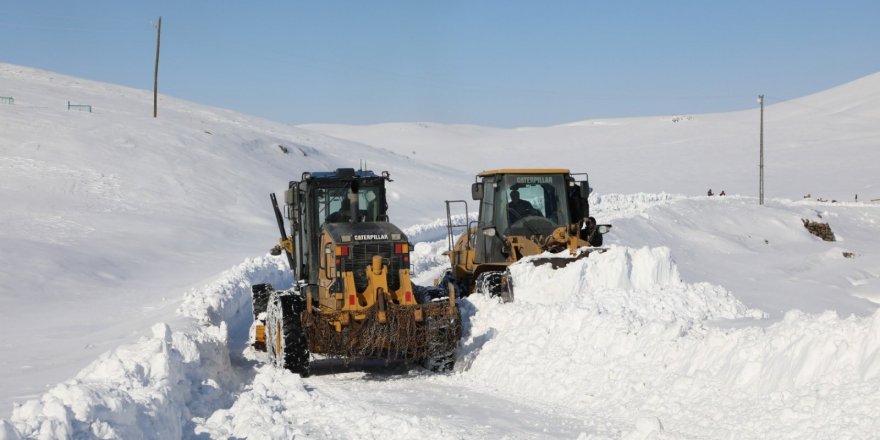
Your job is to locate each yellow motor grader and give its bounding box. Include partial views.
[252,168,460,376]
[442,169,611,301]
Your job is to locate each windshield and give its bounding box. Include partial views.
[317,185,383,226]
[493,174,569,236]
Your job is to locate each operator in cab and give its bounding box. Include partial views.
[507,189,539,223]
[326,197,352,223]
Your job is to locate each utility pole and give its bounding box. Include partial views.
[153,16,162,118]
[758,94,764,205]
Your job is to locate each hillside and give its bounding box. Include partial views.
[303,72,880,201]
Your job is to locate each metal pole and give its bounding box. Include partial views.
[758,94,764,205]
[153,16,162,118]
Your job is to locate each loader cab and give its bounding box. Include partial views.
[287,168,391,285]
[472,169,591,264]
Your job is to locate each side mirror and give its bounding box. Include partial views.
[283,189,295,220]
[471,182,484,200]
[482,227,496,237]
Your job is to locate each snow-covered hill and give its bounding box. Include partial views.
[2,64,880,438]
[303,72,880,202]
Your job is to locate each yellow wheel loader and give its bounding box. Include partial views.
[252,168,461,376]
[442,169,611,301]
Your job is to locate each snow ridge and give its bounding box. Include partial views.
[510,246,763,324]
[4,257,290,439]
[6,323,233,439]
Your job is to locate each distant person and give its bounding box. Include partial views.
[720,190,726,196]
[707,189,714,196]
[508,190,537,223]
[326,198,352,223]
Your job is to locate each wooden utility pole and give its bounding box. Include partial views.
[758,94,764,205]
[153,16,162,118]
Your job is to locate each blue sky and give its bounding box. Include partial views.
[1,1,878,127]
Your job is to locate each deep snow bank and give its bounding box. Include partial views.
[3,257,290,439]
[6,323,233,440]
[455,245,880,438]
[509,246,762,324]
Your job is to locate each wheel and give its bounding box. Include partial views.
[266,291,311,376]
[251,283,273,320]
[439,270,471,298]
[251,284,275,351]
[475,271,514,302]
[475,271,503,296]
[421,306,462,372]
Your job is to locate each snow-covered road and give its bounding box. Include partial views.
[196,361,590,439]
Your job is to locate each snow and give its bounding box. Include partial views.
[3,63,880,438]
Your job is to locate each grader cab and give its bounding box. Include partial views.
[252,168,460,376]
[443,169,611,301]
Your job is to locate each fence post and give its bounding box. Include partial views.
[66,101,93,112]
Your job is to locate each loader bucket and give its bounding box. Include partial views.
[527,247,607,269]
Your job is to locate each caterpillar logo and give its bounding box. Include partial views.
[353,234,389,241]
[516,176,553,183]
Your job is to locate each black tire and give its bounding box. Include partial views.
[422,306,462,372]
[413,284,446,303]
[475,271,513,302]
[266,291,311,377]
[475,271,502,296]
[251,283,273,320]
[439,270,471,298]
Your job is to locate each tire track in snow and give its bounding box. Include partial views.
[195,364,592,439]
